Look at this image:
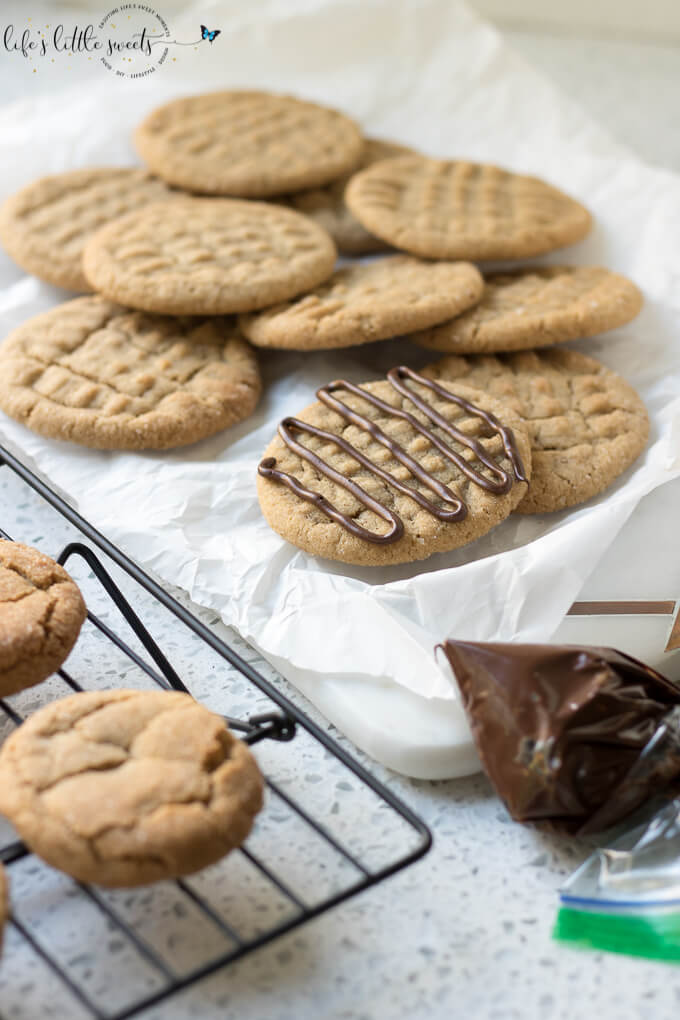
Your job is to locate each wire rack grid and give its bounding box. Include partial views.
[0,442,432,1020]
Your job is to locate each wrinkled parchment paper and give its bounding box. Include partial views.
[0,0,678,776]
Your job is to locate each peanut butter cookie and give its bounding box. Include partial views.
[0,296,261,450]
[345,156,592,260]
[135,90,363,198]
[239,256,483,351]
[0,689,264,888]
[413,266,643,354]
[0,541,86,698]
[0,168,172,293]
[257,366,531,566]
[423,349,649,513]
[82,197,337,316]
[289,138,416,255]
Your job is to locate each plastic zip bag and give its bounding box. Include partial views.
[555,793,680,962]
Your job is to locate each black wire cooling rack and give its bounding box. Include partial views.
[0,442,432,1020]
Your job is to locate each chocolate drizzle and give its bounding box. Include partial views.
[258,366,527,545]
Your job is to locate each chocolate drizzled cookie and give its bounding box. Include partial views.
[257,366,531,566]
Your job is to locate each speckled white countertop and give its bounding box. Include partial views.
[1,10,680,1020]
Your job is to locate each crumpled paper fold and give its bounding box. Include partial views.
[0,0,678,776]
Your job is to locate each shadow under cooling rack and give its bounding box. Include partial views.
[0,443,431,1020]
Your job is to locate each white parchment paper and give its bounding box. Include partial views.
[0,0,678,775]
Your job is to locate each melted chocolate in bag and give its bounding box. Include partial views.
[442,641,680,833]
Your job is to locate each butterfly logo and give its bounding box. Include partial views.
[201,25,221,43]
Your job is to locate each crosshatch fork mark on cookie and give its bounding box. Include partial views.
[345,157,592,260]
[17,324,231,412]
[0,296,261,449]
[82,198,338,315]
[422,348,649,513]
[4,313,253,413]
[0,168,173,292]
[134,90,363,197]
[259,366,527,545]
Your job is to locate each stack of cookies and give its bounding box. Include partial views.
[0,88,648,567]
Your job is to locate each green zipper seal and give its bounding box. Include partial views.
[554,907,680,963]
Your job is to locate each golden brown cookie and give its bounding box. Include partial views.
[257,366,531,566]
[0,689,264,888]
[135,90,363,198]
[0,541,86,698]
[345,156,592,260]
[0,168,172,293]
[239,256,483,351]
[413,266,643,354]
[0,296,261,450]
[82,197,337,316]
[0,862,8,954]
[289,138,416,255]
[423,349,649,513]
